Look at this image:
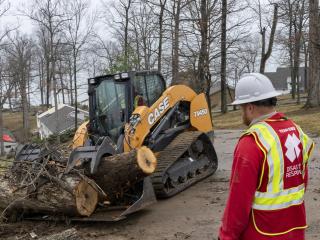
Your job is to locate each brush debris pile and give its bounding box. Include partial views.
[0,141,157,222]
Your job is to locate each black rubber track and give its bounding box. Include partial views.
[151,131,218,198]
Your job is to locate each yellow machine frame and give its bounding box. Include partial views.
[124,85,213,151]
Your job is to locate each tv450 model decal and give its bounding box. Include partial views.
[194,108,208,117]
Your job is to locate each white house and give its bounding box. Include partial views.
[37,104,89,139]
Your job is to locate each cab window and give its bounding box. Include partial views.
[133,74,165,107]
[145,74,165,105]
[133,75,148,107]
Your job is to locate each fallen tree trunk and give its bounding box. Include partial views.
[0,174,102,219]
[88,146,157,203]
[0,146,157,220]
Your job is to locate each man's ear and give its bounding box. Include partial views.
[246,103,253,113]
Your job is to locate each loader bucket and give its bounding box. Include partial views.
[72,177,157,222]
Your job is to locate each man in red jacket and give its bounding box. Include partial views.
[218,73,314,240]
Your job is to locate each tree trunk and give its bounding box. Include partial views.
[171,0,181,85]
[27,62,31,110]
[53,74,60,144]
[73,48,78,129]
[46,58,51,108]
[39,61,45,106]
[69,62,74,106]
[198,0,208,93]
[88,147,157,204]
[220,0,227,114]
[59,61,65,104]
[22,83,29,141]
[124,0,132,70]
[304,40,308,93]
[293,24,300,104]
[51,43,60,143]
[157,0,167,72]
[288,2,296,99]
[306,0,320,107]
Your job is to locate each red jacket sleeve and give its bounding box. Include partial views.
[219,135,263,240]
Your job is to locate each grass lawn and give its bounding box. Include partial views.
[213,96,320,136]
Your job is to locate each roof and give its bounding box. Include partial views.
[38,104,89,134]
[264,67,307,90]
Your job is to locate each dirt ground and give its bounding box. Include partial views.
[1,130,319,240]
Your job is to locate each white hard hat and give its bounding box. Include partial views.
[231,73,281,105]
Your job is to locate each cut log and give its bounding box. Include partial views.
[88,146,157,203]
[0,174,103,219]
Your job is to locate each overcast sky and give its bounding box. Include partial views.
[1,0,281,106]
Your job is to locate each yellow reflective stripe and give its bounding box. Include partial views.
[247,126,274,192]
[261,122,285,191]
[303,136,314,163]
[253,188,305,210]
[255,184,304,199]
[250,132,267,189]
[252,209,308,236]
[249,123,283,192]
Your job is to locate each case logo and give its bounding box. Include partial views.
[148,97,170,125]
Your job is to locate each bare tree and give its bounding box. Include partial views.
[292,0,306,104]
[6,32,33,141]
[171,0,182,83]
[0,55,18,155]
[22,0,68,143]
[130,2,158,70]
[170,0,192,84]
[198,0,210,95]
[258,2,278,74]
[64,0,96,128]
[234,37,260,74]
[89,35,122,73]
[221,0,227,113]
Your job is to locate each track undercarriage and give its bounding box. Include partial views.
[151,131,218,198]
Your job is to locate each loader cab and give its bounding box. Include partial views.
[88,71,166,144]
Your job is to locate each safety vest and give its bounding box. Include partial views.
[244,118,314,236]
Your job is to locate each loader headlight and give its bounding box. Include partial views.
[88,78,96,85]
[121,72,129,79]
[114,74,121,80]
